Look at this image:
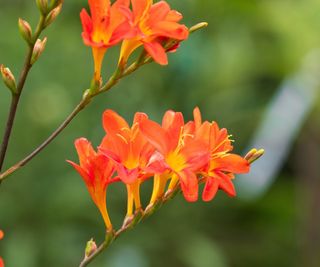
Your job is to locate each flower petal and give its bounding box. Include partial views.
[213,154,250,174]
[202,177,219,202]
[178,169,198,202]
[217,171,236,197]
[102,109,129,135]
[74,138,96,166]
[143,41,168,65]
[139,118,169,155]
[162,110,184,151]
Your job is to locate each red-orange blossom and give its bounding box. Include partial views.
[69,108,255,229]
[80,0,189,82]
[0,230,4,267]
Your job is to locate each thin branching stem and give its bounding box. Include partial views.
[0,56,146,182]
[78,187,181,267]
[0,16,46,173]
[0,22,208,183]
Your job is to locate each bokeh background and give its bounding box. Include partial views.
[1,0,320,266]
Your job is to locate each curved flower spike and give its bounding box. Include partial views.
[192,107,250,201]
[119,0,189,66]
[67,138,115,230]
[99,110,155,216]
[80,0,133,81]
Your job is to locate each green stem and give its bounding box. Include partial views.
[0,16,46,174]
[0,94,20,171]
[0,96,90,182]
[0,22,208,183]
[0,55,146,182]
[78,186,182,267]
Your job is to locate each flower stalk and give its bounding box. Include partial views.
[0,23,207,183]
[0,7,63,176]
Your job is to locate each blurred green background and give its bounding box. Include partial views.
[1,0,320,266]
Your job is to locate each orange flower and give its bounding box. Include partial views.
[0,230,3,267]
[67,138,115,230]
[139,110,209,202]
[119,0,189,65]
[99,110,155,216]
[80,0,133,81]
[192,107,250,201]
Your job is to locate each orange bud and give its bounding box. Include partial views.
[31,37,47,65]
[0,230,4,267]
[44,4,62,28]
[1,65,17,94]
[18,18,32,44]
[85,238,97,258]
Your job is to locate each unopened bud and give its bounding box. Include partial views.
[245,148,264,164]
[44,4,62,28]
[189,22,208,34]
[85,238,97,258]
[36,0,48,15]
[18,18,32,44]
[49,0,63,9]
[1,65,17,94]
[31,37,47,65]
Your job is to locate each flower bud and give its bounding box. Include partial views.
[245,148,264,164]
[31,37,47,65]
[44,4,62,28]
[18,18,32,44]
[49,0,63,9]
[189,22,208,34]
[85,238,97,258]
[1,65,17,94]
[36,0,48,15]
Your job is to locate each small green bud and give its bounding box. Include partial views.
[36,0,48,15]
[189,22,208,33]
[0,65,17,94]
[44,4,62,28]
[31,37,47,65]
[49,0,63,9]
[85,239,97,258]
[18,18,32,44]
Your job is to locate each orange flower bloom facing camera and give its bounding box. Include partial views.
[139,110,209,202]
[80,0,133,81]
[99,110,155,216]
[67,138,115,230]
[192,107,250,201]
[119,0,189,65]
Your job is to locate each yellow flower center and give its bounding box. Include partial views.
[166,151,186,172]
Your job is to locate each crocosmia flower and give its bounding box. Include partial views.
[139,110,209,202]
[192,107,250,201]
[0,230,4,267]
[119,0,189,65]
[99,110,155,216]
[67,138,115,230]
[80,0,133,81]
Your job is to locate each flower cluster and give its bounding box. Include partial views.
[68,107,259,230]
[80,0,189,81]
